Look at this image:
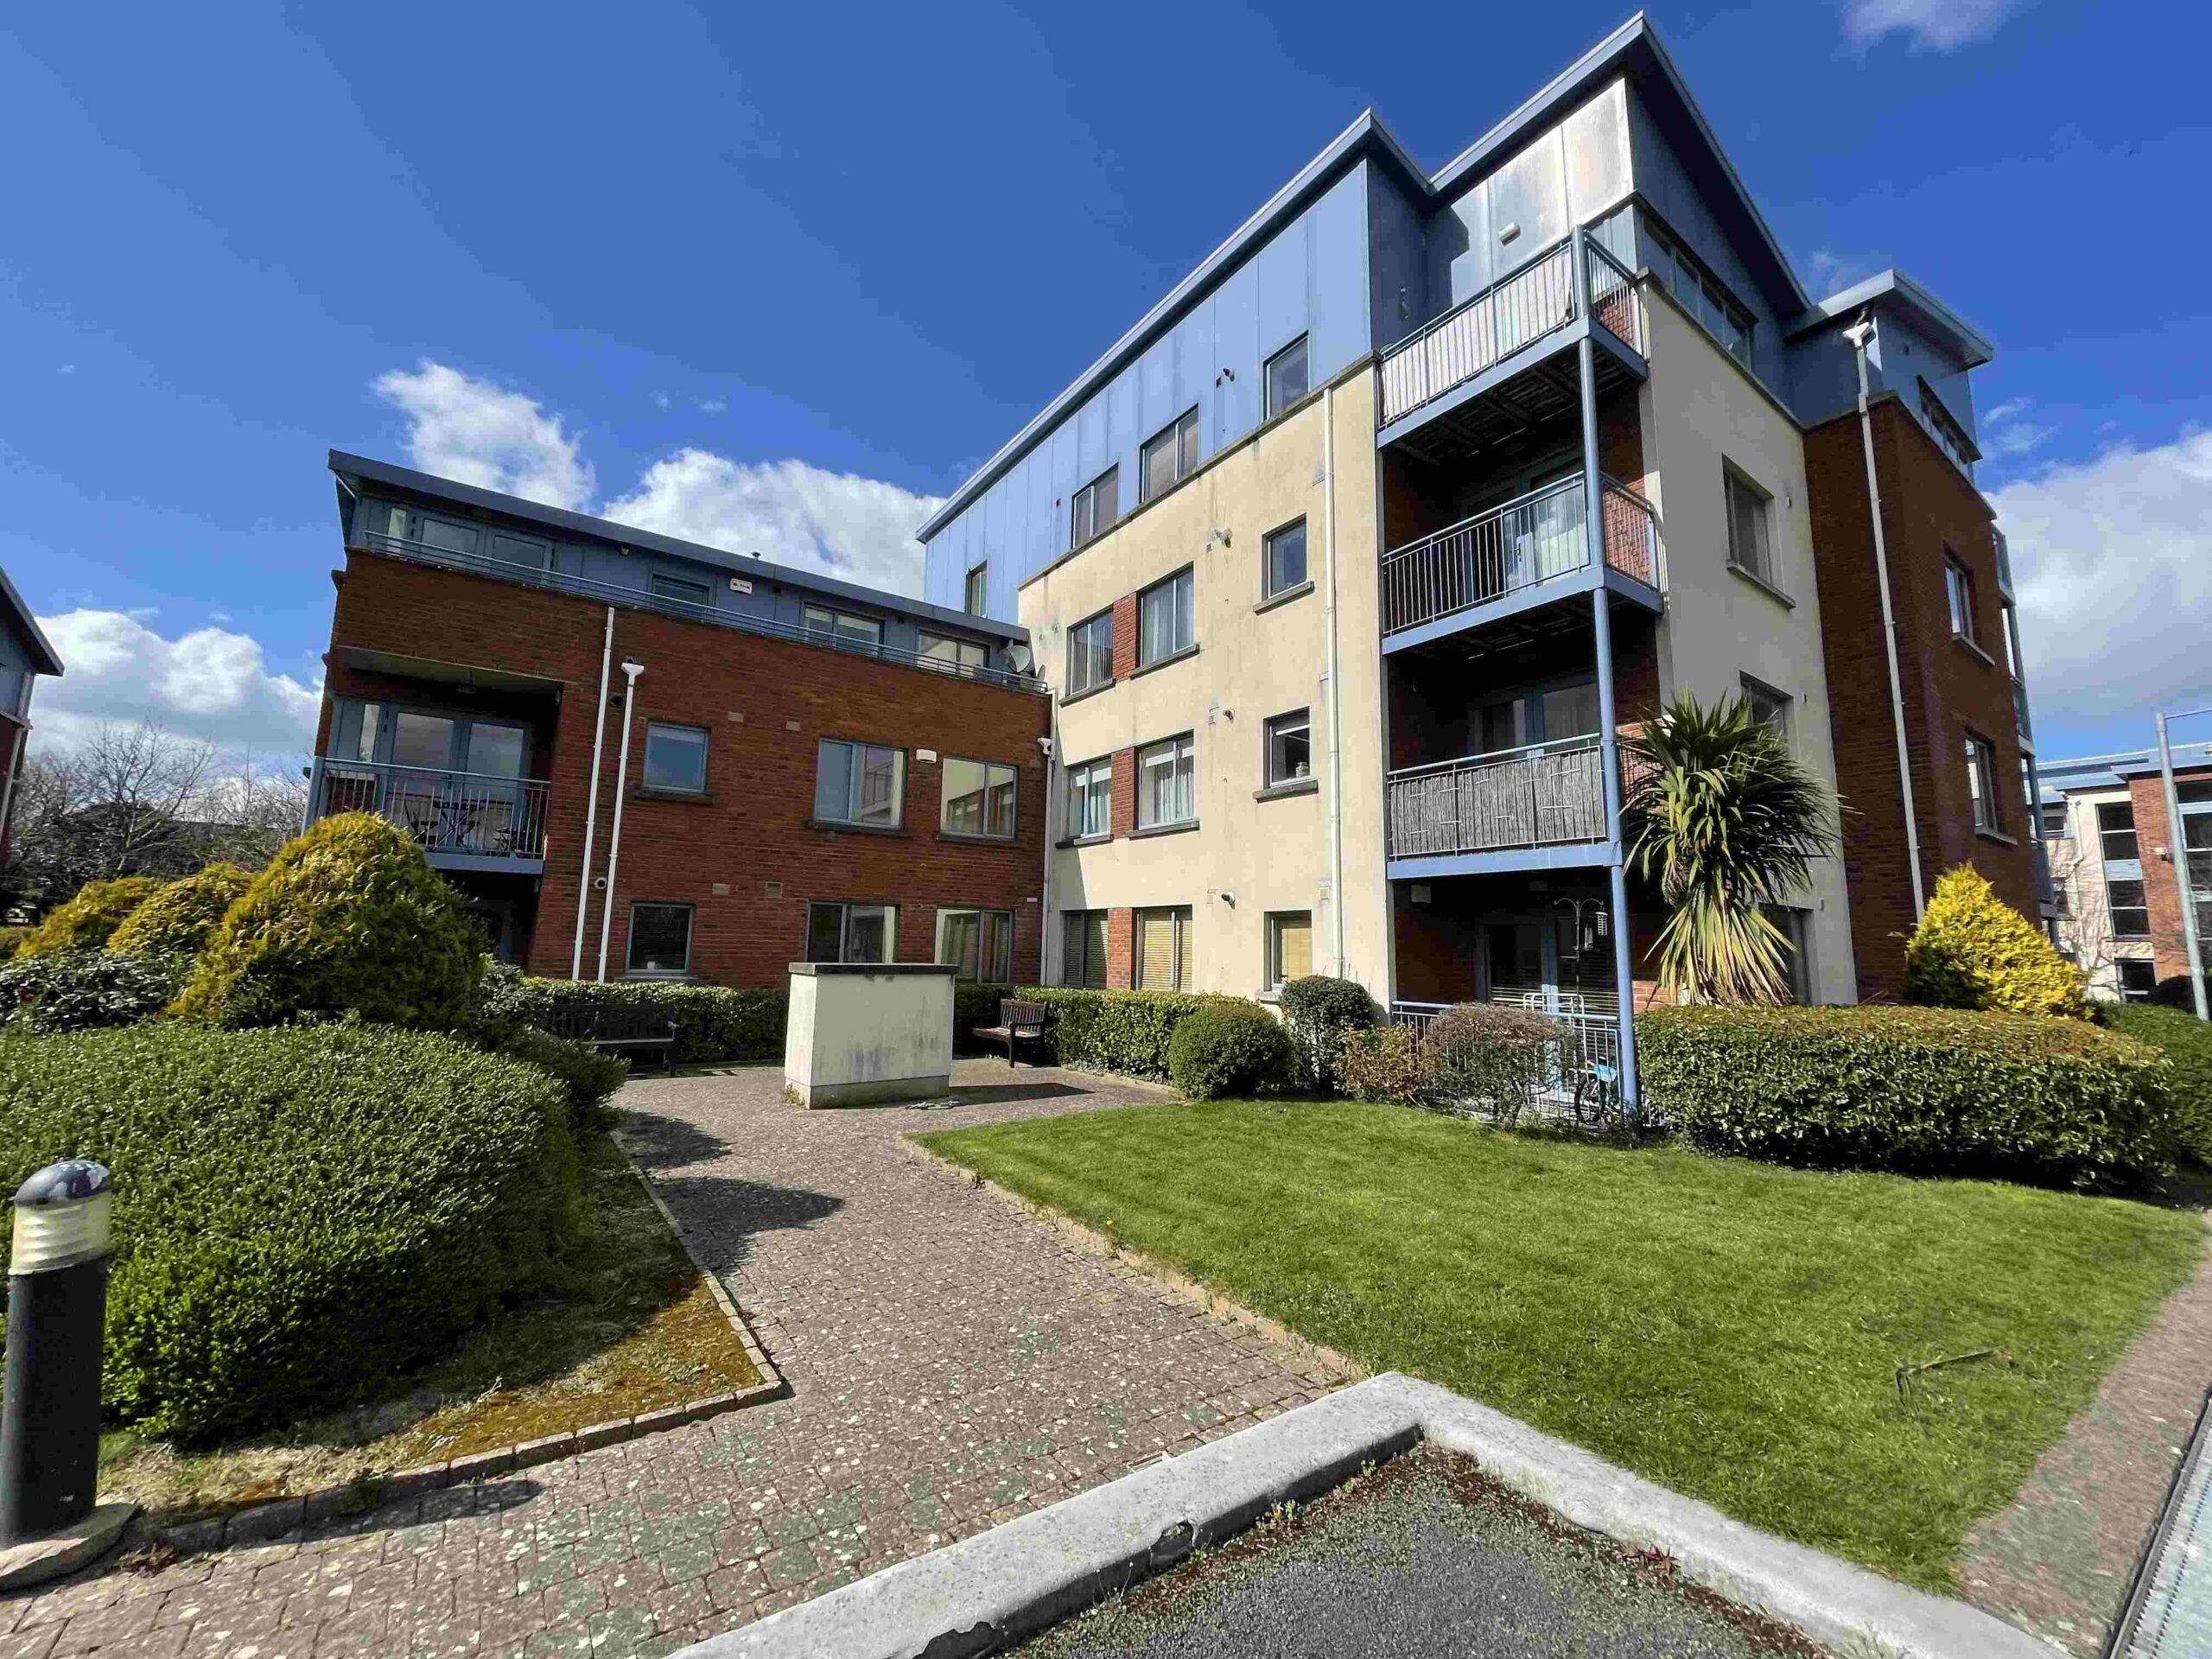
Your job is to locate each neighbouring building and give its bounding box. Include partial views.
[311,452,1050,986]
[2041,744,2212,1002]
[0,563,65,870]
[915,16,2042,1106]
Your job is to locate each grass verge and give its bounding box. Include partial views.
[97,1129,760,1527]
[918,1098,2205,1593]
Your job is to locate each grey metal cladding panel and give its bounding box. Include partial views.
[1139,330,1178,438]
[1368,161,1429,351]
[1433,187,1491,312]
[1173,300,1213,418]
[1561,83,1630,227]
[1213,261,1261,441]
[1488,129,1570,275]
[1309,164,1370,378]
[1255,208,1310,361]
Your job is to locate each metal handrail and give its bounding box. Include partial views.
[1379,473,1657,634]
[311,756,551,860]
[354,531,1048,696]
[1379,238,1577,423]
[1388,732,1599,782]
[1584,237,1643,355]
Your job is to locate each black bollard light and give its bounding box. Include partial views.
[0,1159,135,1587]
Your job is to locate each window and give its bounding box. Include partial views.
[2001,603,2025,680]
[1264,519,1307,599]
[1965,732,2001,833]
[1264,336,1310,419]
[1138,735,1196,830]
[643,721,709,793]
[1264,709,1312,787]
[650,571,711,606]
[386,507,483,557]
[1267,912,1313,989]
[814,740,906,828]
[2039,801,2069,840]
[391,710,457,770]
[806,901,895,963]
[2117,958,2158,1001]
[1641,217,1753,368]
[1764,906,1815,1004]
[1066,757,1112,840]
[626,904,693,978]
[467,723,526,777]
[1140,409,1200,503]
[1740,676,1791,741]
[2107,880,2151,940]
[804,606,885,652]
[488,530,552,569]
[919,632,988,677]
[1945,555,1980,645]
[1061,911,1109,988]
[1921,388,1977,474]
[2097,801,2139,863]
[1066,610,1114,696]
[1138,568,1195,666]
[1071,467,1120,546]
[941,757,1016,838]
[1724,465,1774,586]
[1135,906,1196,990]
[938,909,1013,982]
[965,563,989,614]
[2180,780,2212,804]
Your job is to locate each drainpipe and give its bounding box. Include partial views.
[594,659,645,982]
[1844,312,1926,922]
[2156,712,2210,1020]
[571,607,617,979]
[1323,381,1347,979]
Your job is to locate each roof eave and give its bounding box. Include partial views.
[1785,269,1995,368]
[0,564,64,677]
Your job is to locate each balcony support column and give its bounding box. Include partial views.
[1574,289,1641,1114]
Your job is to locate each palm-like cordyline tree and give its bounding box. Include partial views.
[1623,692,1842,1005]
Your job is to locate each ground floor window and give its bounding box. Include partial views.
[1135,906,1195,990]
[2107,880,2151,939]
[938,908,1013,982]
[1266,911,1313,989]
[1061,910,1109,988]
[806,901,895,963]
[1764,905,1814,1004]
[2116,957,2158,1001]
[627,903,694,977]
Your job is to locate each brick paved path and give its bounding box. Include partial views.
[3,1064,1332,1656]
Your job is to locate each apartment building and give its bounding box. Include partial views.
[313,452,1049,986]
[916,16,2039,1106]
[0,564,64,868]
[2041,744,2212,1002]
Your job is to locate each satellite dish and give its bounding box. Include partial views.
[1007,644,1034,674]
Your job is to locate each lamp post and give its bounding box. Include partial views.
[0,1160,137,1588]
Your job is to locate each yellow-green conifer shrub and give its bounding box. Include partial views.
[172,813,484,1030]
[1904,865,2091,1020]
[105,862,254,958]
[14,875,167,957]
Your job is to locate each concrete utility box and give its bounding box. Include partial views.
[784,963,956,1108]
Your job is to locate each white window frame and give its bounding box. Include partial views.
[1137,734,1197,830]
[806,900,896,963]
[1738,675,1791,743]
[1060,909,1109,989]
[1134,906,1195,990]
[1965,730,2001,834]
[1263,518,1308,599]
[1266,910,1313,990]
[1066,757,1112,840]
[804,605,885,652]
[1066,609,1114,696]
[1071,467,1120,547]
[918,632,987,677]
[1264,335,1310,420]
[1137,568,1195,667]
[1264,709,1313,787]
[1723,463,1775,588]
[1139,408,1200,503]
[964,563,988,614]
[1945,555,1980,645]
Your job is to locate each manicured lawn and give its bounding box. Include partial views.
[917,1099,2205,1592]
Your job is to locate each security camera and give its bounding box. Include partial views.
[1037,736,1055,759]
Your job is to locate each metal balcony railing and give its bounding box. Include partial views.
[1388,999,1628,1116]
[1386,735,1607,859]
[1993,526,2016,600]
[1379,474,1656,636]
[354,531,1048,696]
[310,758,550,861]
[2014,678,2033,743]
[1377,231,1644,427]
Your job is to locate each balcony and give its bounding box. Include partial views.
[1380,474,1657,646]
[2013,677,2033,746]
[309,758,550,870]
[1378,230,1644,447]
[1387,736,1607,869]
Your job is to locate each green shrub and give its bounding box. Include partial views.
[0,952,186,1033]
[2152,976,2209,1013]
[0,925,32,960]
[15,876,167,958]
[1904,866,2091,1020]
[1009,986,1242,1080]
[172,814,484,1030]
[481,965,785,1065]
[0,1022,582,1439]
[1421,1002,1564,1125]
[1637,1003,2176,1187]
[2112,1004,2212,1166]
[495,1024,632,1128]
[1339,1023,1430,1103]
[105,863,253,958]
[1279,976,1378,1093]
[1166,1001,1295,1101]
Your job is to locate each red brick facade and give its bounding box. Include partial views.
[1803,395,2038,1001]
[2125,766,2212,986]
[1105,906,1135,989]
[321,550,1049,988]
[1107,744,1136,838]
[1109,594,1139,681]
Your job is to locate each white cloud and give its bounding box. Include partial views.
[697,397,728,415]
[1841,0,2021,50]
[373,360,593,511]
[1980,396,2056,460]
[1996,430,2212,722]
[604,451,944,597]
[1803,248,1881,300]
[30,611,321,757]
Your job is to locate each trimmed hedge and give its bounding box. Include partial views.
[105,862,253,958]
[0,925,32,960]
[1904,866,2091,1020]
[0,1022,583,1439]
[1009,986,1246,1080]
[481,967,786,1065]
[495,1024,632,1128]
[2112,1004,2212,1166]
[174,814,484,1030]
[1340,1023,1428,1103]
[1637,1003,2176,1187]
[1279,976,1378,1094]
[0,951,185,1033]
[1166,1001,1294,1100]
[15,876,167,958]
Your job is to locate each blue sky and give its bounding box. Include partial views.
[3,0,2205,765]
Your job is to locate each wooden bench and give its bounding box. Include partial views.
[974,998,1049,1069]
[538,1004,681,1069]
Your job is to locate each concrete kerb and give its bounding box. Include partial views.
[675,1373,2058,1659]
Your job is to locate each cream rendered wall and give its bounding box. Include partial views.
[1018,372,1390,999]
[1637,289,1859,1003]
